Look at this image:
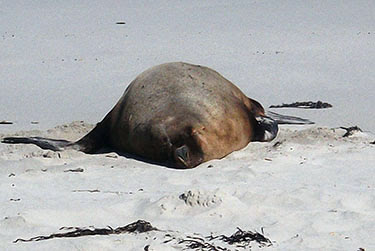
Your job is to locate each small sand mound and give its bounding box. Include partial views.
[179,189,222,207]
[46,121,95,141]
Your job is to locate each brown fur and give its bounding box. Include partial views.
[79,62,269,168]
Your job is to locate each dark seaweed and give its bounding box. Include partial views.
[270,101,332,109]
[340,126,362,137]
[14,220,272,250]
[14,220,157,243]
[208,227,272,248]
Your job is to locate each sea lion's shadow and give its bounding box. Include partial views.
[96,147,182,170]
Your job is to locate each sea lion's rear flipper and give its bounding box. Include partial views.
[2,121,109,153]
[253,111,314,142]
[1,137,71,151]
[266,111,314,125]
[254,115,279,142]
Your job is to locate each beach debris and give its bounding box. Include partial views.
[72,189,100,193]
[208,227,272,248]
[174,235,225,251]
[164,227,272,250]
[269,101,332,109]
[64,168,84,173]
[71,189,134,195]
[42,151,61,158]
[14,220,272,250]
[105,153,118,158]
[340,126,362,137]
[370,140,375,145]
[0,121,13,125]
[31,121,39,124]
[14,220,157,243]
[116,21,126,25]
[272,141,283,148]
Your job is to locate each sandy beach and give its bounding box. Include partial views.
[1,1,375,250]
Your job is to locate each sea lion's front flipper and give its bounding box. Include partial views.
[174,145,191,168]
[2,137,71,151]
[173,141,204,169]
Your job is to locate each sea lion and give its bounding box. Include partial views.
[2,62,278,168]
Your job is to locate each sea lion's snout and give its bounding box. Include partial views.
[255,115,279,142]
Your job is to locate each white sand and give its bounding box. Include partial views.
[1,124,374,250]
[1,1,375,250]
